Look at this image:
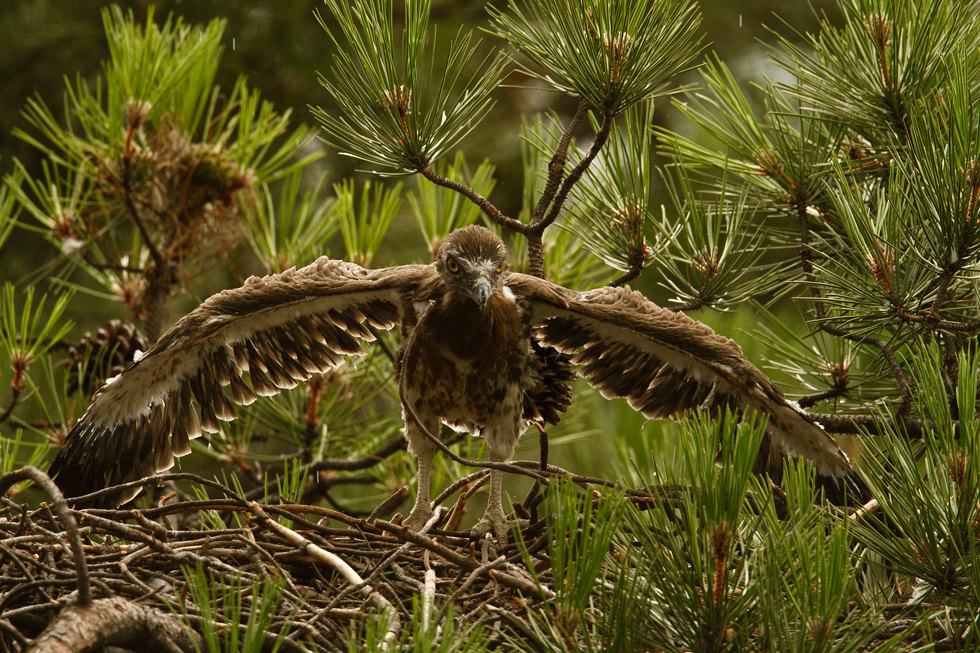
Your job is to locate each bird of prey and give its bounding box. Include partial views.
[49,225,866,539]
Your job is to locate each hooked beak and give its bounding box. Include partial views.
[468,276,493,311]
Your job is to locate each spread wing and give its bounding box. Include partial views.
[50,258,438,505]
[508,273,868,503]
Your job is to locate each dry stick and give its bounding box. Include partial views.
[0,466,91,605]
[251,501,412,648]
[421,551,436,633]
[368,486,410,522]
[0,540,53,603]
[431,469,490,508]
[0,618,29,649]
[374,519,481,572]
[435,555,507,625]
[848,498,881,524]
[64,472,249,509]
[372,517,543,596]
[267,503,385,534]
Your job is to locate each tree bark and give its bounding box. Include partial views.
[25,596,200,653]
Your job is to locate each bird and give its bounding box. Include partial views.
[49,225,867,539]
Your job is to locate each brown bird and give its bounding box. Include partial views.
[49,225,866,539]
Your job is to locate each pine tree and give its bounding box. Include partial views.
[1,0,979,650]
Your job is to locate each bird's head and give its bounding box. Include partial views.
[435,225,508,311]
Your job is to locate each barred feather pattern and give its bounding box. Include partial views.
[51,226,869,510]
[508,277,870,504]
[49,258,431,506]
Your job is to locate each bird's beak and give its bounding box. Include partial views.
[469,277,492,311]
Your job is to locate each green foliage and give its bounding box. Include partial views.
[0,161,16,252]
[346,595,489,652]
[0,284,74,375]
[7,5,318,342]
[335,178,403,266]
[176,564,292,653]
[855,347,980,603]
[244,171,339,273]
[774,0,980,148]
[3,1,980,649]
[488,0,703,114]
[561,103,669,275]
[314,0,507,174]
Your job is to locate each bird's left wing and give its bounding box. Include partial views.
[50,258,437,504]
[508,273,867,503]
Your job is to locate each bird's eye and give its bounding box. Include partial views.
[496,262,505,273]
[446,258,459,273]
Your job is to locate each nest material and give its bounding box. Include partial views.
[0,473,553,652]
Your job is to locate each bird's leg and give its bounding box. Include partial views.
[471,422,519,543]
[471,463,511,543]
[470,404,524,542]
[403,408,439,531]
[405,444,435,530]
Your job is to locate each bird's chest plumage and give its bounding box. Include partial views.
[405,291,527,426]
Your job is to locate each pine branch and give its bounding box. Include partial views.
[526,109,615,278]
[530,97,590,226]
[417,165,526,235]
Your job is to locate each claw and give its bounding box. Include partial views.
[469,516,527,543]
[404,505,434,532]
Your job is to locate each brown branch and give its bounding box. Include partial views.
[417,166,526,236]
[120,157,164,271]
[27,595,200,653]
[533,109,614,233]
[0,386,23,427]
[608,245,648,288]
[807,412,924,439]
[816,323,912,418]
[530,97,590,226]
[526,109,615,278]
[308,434,407,473]
[797,379,850,409]
[895,306,980,334]
[374,518,480,571]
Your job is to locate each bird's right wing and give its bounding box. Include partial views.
[49,258,438,504]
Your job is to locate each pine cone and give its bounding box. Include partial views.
[64,320,149,396]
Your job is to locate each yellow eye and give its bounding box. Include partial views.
[496,262,505,273]
[446,258,459,273]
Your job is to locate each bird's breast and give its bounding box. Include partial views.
[405,291,527,424]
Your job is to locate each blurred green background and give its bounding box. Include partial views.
[0,0,849,502]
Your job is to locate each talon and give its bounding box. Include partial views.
[404,506,433,532]
[469,516,528,544]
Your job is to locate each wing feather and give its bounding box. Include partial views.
[50,258,434,505]
[508,273,867,503]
